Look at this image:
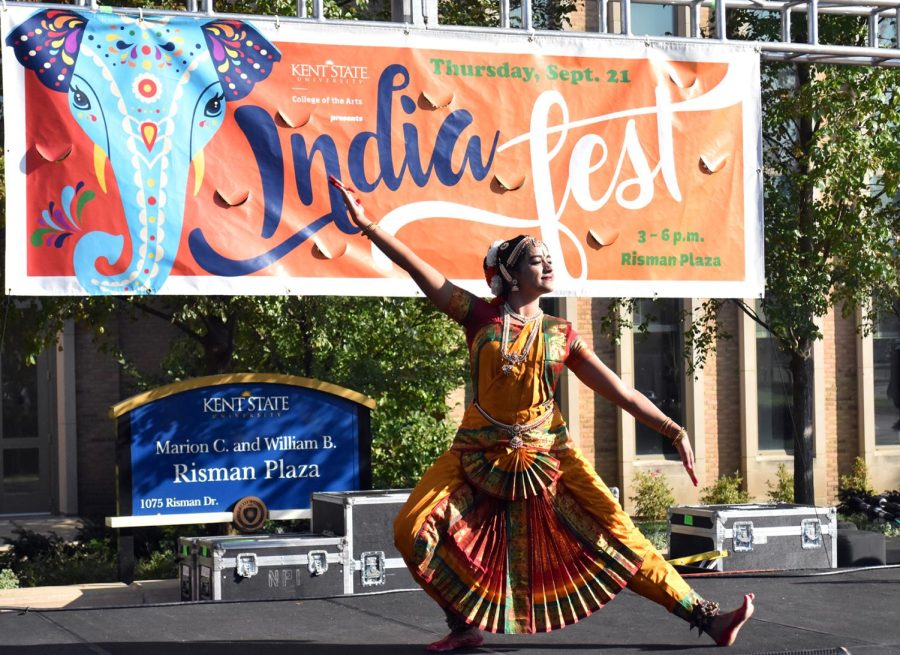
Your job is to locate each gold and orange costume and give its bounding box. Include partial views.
[394,289,704,633]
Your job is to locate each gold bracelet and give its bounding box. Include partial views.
[360,223,379,238]
[672,428,688,445]
[659,417,674,438]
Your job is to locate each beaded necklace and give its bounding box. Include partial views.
[500,303,543,376]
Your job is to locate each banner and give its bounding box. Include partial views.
[3,6,763,297]
[110,374,374,524]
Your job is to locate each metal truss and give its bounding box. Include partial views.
[54,0,900,68]
[614,0,900,67]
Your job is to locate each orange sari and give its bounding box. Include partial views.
[394,289,695,634]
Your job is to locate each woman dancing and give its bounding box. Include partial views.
[330,177,754,651]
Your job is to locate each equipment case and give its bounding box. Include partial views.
[668,503,837,571]
[311,489,417,593]
[184,532,346,601]
[177,535,199,601]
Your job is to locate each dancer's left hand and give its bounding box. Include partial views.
[676,436,699,487]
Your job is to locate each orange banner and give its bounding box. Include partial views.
[3,7,762,296]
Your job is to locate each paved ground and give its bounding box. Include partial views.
[1,567,899,655]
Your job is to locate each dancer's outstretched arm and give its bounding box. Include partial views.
[330,177,456,314]
[569,350,699,486]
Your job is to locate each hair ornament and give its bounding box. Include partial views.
[485,240,504,268]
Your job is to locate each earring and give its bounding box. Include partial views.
[511,279,519,291]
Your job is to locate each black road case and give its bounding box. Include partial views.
[191,533,346,601]
[311,489,417,593]
[177,535,199,601]
[668,503,837,571]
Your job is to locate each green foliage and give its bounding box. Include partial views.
[0,529,117,587]
[839,513,900,538]
[136,550,178,580]
[766,463,795,503]
[0,522,209,586]
[438,0,577,29]
[629,470,675,521]
[635,520,669,554]
[0,568,19,590]
[699,471,752,505]
[838,457,875,497]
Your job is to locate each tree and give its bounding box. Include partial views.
[719,13,900,503]
[595,15,899,505]
[438,0,577,30]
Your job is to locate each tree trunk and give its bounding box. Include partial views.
[201,314,235,374]
[790,343,815,504]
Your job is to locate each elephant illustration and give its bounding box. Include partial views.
[6,9,281,294]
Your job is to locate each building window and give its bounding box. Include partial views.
[631,3,676,36]
[874,306,900,446]
[756,302,795,452]
[633,299,683,459]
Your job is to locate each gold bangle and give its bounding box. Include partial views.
[659,417,674,438]
[672,428,687,445]
[360,223,379,238]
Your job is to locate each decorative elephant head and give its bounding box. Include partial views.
[6,9,281,294]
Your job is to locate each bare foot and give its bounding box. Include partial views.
[707,593,755,647]
[425,627,484,652]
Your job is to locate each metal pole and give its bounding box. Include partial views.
[522,0,533,31]
[716,0,727,39]
[297,0,307,19]
[808,0,819,44]
[501,0,510,29]
[782,5,792,42]
[313,0,324,20]
[868,11,878,48]
[623,0,633,35]
[691,0,702,37]
[600,0,609,33]
[895,6,900,48]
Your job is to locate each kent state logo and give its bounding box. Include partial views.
[202,389,291,418]
[290,60,369,84]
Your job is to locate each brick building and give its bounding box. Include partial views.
[554,298,900,511]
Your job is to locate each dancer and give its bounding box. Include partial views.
[330,177,754,651]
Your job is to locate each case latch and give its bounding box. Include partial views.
[801,518,822,549]
[733,521,754,552]
[360,550,386,586]
[308,550,329,576]
[235,552,258,578]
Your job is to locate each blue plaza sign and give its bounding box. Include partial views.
[109,374,374,526]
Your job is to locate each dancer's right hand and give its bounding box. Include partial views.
[329,176,372,232]
[675,435,699,487]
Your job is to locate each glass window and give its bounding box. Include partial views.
[1,324,40,442]
[2,448,40,491]
[874,306,900,447]
[756,302,795,452]
[634,299,683,459]
[631,4,675,36]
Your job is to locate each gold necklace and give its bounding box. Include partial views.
[500,304,542,376]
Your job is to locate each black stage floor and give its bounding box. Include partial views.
[2,567,898,655]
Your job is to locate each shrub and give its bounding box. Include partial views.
[136,549,177,580]
[699,471,752,505]
[838,457,874,497]
[630,470,675,520]
[6,528,117,587]
[766,463,794,503]
[636,520,669,554]
[0,568,19,590]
